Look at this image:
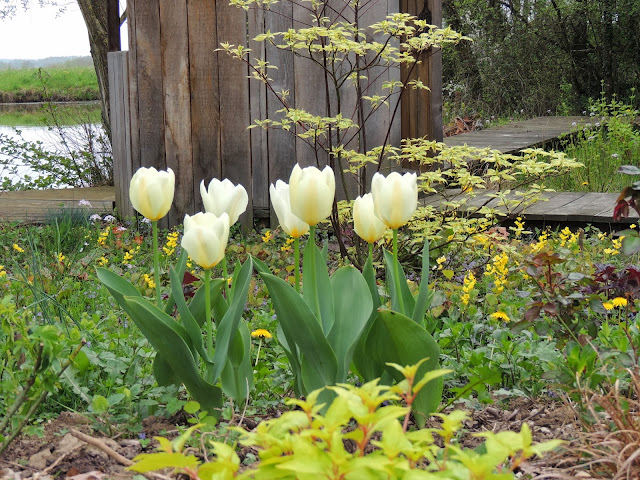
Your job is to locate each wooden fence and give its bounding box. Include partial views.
[109,0,442,227]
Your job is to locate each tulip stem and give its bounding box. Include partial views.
[204,268,213,358]
[222,256,230,302]
[294,236,300,293]
[368,242,373,259]
[152,220,162,308]
[392,228,404,315]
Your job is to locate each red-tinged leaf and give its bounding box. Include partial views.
[524,305,541,322]
[613,200,629,221]
[543,302,557,316]
[182,271,200,286]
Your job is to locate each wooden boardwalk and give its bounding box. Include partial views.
[421,189,638,226]
[0,116,631,226]
[0,186,115,223]
[443,116,589,153]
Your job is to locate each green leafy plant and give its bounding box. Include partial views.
[128,361,563,479]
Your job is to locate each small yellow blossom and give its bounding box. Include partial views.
[97,226,111,246]
[13,244,24,253]
[484,250,509,295]
[143,273,156,289]
[0,266,6,278]
[262,230,272,243]
[582,181,589,186]
[490,311,510,322]
[97,256,109,266]
[612,297,628,308]
[436,256,446,270]
[163,230,179,256]
[251,329,272,339]
[57,252,65,263]
[602,302,614,311]
[123,250,135,264]
[631,224,637,229]
[460,271,476,306]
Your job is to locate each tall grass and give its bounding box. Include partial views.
[546,97,640,193]
[0,67,99,102]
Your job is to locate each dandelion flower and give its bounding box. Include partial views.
[612,297,628,308]
[602,302,614,311]
[251,329,272,339]
[490,311,510,322]
[13,244,24,253]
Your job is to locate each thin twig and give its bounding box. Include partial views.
[69,429,132,467]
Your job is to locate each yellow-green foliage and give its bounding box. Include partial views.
[130,366,563,479]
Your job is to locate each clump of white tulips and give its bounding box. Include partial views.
[98,167,254,420]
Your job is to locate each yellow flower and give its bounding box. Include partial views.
[251,329,272,339]
[603,302,614,311]
[631,224,637,229]
[143,273,156,289]
[57,252,65,263]
[460,271,476,306]
[123,250,135,264]
[97,256,109,266]
[0,266,6,278]
[262,230,273,243]
[612,297,628,308]
[582,181,589,186]
[490,311,510,322]
[13,244,24,253]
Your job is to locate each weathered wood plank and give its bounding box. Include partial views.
[553,193,617,223]
[132,0,165,175]
[217,1,253,228]
[443,116,590,153]
[126,0,141,174]
[0,187,116,223]
[247,5,269,217]
[159,0,194,226]
[188,0,221,214]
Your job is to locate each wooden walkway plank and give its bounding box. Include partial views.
[443,116,590,153]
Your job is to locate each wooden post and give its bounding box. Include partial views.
[107,0,121,52]
[400,0,443,143]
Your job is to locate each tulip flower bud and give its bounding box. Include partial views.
[269,180,309,238]
[289,164,335,226]
[371,171,418,229]
[129,167,175,221]
[353,193,388,243]
[200,178,249,225]
[181,212,230,270]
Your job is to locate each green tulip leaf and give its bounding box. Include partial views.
[250,255,272,276]
[221,322,254,403]
[353,253,384,382]
[366,309,442,426]
[209,257,253,384]
[276,322,304,397]
[163,249,189,315]
[261,272,338,393]
[383,249,416,316]
[229,260,242,302]
[152,353,180,387]
[169,267,214,364]
[412,240,433,325]
[122,296,222,417]
[327,266,373,382]
[188,278,225,328]
[303,239,335,334]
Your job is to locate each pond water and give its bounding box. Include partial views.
[0,102,105,188]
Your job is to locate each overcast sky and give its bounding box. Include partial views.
[0,3,127,60]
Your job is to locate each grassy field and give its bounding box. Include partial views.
[0,66,99,103]
[0,102,101,126]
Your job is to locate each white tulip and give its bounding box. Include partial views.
[289,164,335,226]
[269,180,309,238]
[353,193,388,243]
[129,167,175,221]
[371,171,418,229]
[200,178,248,225]
[181,212,230,269]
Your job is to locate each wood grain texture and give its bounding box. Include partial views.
[159,0,194,225]
[217,1,253,228]
[188,0,221,214]
[126,0,140,173]
[248,5,269,215]
[444,116,590,153]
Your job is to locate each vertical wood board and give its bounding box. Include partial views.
[159,0,194,225]
[188,0,222,214]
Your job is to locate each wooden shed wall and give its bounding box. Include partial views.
[109,0,442,228]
